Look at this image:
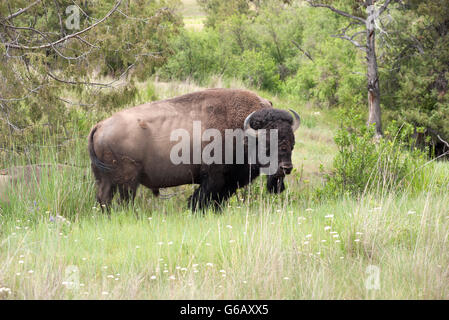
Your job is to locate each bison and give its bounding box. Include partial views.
[88,88,300,211]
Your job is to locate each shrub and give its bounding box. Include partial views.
[158,30,223,84]
[227,49,281,92]
[317,110,428,198]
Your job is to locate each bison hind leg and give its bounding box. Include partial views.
[96,179,116,211]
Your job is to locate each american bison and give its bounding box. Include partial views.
[88,88,300,211]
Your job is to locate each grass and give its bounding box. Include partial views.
[180,0,206,31]
[0,79,448,299]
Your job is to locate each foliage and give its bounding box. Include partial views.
[3,0,448,154]
[178,0,449,150]
[0,0,182,147]
[228,49,280,91]
[159,15,282,91]
[197,0,253,27]
[318,109,428,198]
[158,29,223,84]
[282,6,365,109]
[380,0,449,151]
[161,1,305,91]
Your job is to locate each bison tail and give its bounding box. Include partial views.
[88,125,112,172]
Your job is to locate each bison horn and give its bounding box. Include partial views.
[290,109,300,132]
[243,112,258,137]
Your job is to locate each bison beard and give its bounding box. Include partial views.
[88,89,299,212]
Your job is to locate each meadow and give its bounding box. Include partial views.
[1,79,448,299]
[1,0,449,301]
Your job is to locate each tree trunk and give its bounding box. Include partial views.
[366,2,383,137]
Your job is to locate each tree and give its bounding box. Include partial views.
[380,0,449,157]
[0,0,181,144]
[307,0,398,137]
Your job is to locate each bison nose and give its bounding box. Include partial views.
[280,164,293,175]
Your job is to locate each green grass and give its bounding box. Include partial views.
[180,0,205,17]
[180,0,206,31]
[0,79,448,299]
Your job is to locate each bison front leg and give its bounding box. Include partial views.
[267,175,285,194]
[118,183,139,204]
[188,172,235,212]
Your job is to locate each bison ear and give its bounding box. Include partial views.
[289,109,300,132]
[269,100,273,106]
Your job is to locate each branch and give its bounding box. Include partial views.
[47,63,136,88]
[306,1,366,24]
[0,23,96,60]
[291,40,313,61]
[332,33,367,51]
[437,135,449,149]
[47,72,114,88]
[3,0,122,50]
[0,116,21,131]
[376,0,393,18]
[57,97,95,107]
[0,85,44,101]
[4,0,42,21]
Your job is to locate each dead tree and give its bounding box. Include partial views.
[307,0,397,137]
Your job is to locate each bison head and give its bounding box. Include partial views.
[244,108,300,177]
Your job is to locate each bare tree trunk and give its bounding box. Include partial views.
[366,1,383,137]
[307,0,394,138]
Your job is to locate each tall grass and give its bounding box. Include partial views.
[1,79,448,299]
[1,165,448,299]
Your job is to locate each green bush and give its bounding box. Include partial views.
[282,38,365,109]
[227,49,281,92]
[158,30,223,84]
[318,110,428,198]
